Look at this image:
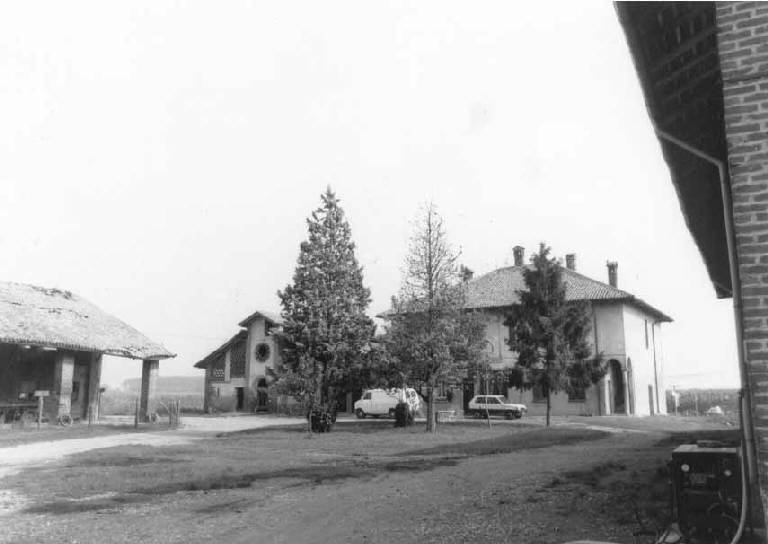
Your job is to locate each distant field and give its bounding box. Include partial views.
[102,375,204,415]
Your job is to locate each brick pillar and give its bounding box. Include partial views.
[717,0,768,529]
[87,353,102,423]
[140,359,159,422]
[46,351,75,421]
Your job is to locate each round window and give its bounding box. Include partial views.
[254,343,270,362]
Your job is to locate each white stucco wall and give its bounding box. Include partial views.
[482,310,517,369]
[592,302,626,360]
[621,304,666,416]
[245,316,282,409]
[479,300,667,417]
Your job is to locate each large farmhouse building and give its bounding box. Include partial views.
[463,247,671,417]
[194,310,283,413]
[0,282,174,424]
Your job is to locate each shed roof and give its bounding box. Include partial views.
[0,281,174,360]
[615,2,731,298]
[464,265,672,322]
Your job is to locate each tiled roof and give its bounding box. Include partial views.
[464,266,671,322]
[0,282,175,359]
[193,329,247,369]
[237,309,283,328]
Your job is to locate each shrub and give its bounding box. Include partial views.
[394,402,414,427]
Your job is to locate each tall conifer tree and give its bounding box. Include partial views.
[277,188,375,430]
[505,244,605,426]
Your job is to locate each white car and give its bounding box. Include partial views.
[354,388,420,419]
[466,395,527,419]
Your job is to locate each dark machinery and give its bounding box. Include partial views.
[670,442,743,543]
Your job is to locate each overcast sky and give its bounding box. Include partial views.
[0,1,739,389]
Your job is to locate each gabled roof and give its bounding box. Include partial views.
[464,265,672,322]
[0,281,175,360]
[237,309,283,328]
[193,329,247,369]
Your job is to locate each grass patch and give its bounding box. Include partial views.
[400,427,608,457]
[655,428,740,448]
[8,423,607,518]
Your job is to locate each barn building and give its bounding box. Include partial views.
[616,0,768,528]
[194,310,283,413]
[0,282,174,424]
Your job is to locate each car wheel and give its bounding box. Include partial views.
[388,408,396,418]
[355,408,365,419]
[515,413,523,419]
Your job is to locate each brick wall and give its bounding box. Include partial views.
[716,0,768,530]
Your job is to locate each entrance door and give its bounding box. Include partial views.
[462,379,475,412]
[235,387,245,411]
[71,363,90,420]
[256,378,268,411]
[609,360,625,414]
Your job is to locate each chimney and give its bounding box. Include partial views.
[607,261,618,288]
[565,253,576,271]
[513,246,525,267]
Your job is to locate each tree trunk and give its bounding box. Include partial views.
[425,386,434,433]
[546,389,551,427]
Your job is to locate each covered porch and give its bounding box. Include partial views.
[0,282,174,425]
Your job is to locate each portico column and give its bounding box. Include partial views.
[622,367,630,416]
[140,359,159,422]
[47,351,75,421]
[87,353,103,423]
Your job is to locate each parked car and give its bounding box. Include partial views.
[354,388,420,419]
[466,395,527,419]
[706,405,724,415]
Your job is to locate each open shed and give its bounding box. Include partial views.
[0,282,174,424]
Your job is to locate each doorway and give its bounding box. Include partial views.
[462,379,475,412]
[235,387,244,411]
[609,360,625,414]
[256,378,268,411]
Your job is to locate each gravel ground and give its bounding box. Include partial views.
[0,416,740,544]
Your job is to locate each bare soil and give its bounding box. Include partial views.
[0,416,745,544]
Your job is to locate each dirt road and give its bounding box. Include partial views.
[0,415,304,479]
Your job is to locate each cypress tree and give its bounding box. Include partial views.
[277,187,375,432]
[505,243,605,426]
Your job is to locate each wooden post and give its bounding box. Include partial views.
[34,391,49,430]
